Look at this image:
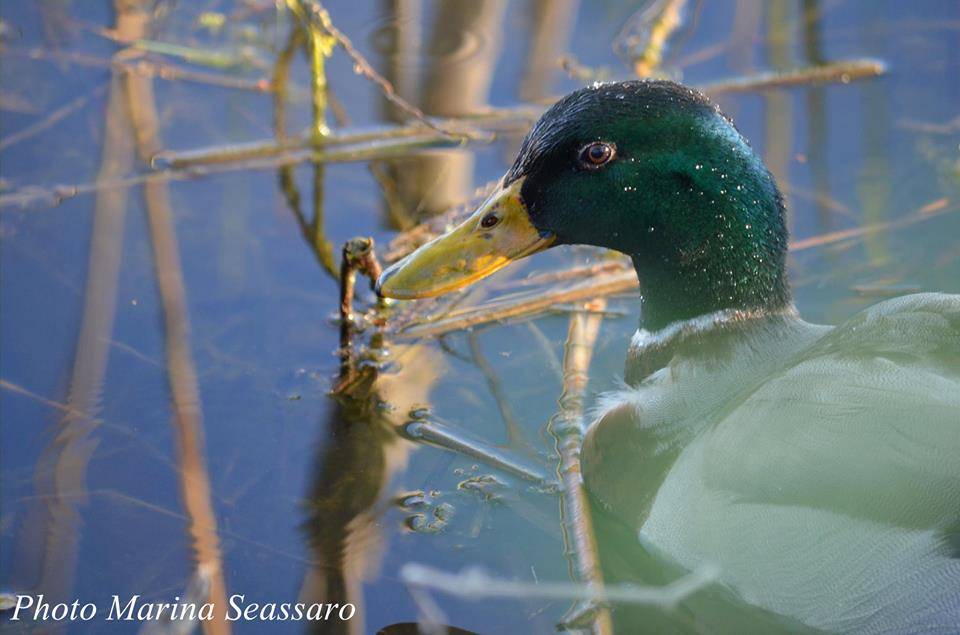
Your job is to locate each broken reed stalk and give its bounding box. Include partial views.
[338,237,383,376]
[549,304,613,635]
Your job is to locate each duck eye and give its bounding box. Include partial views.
[579,141,616,169]
[480,212,501,229]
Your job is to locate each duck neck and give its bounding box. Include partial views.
[628,191,792,332]
[631,252,791,332]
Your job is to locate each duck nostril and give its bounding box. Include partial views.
[480,213,501,229]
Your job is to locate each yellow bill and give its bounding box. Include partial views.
[376,176,554,299]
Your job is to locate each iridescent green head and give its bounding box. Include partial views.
[378,80,791,330]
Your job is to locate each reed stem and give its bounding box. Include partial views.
[548,306,613,634]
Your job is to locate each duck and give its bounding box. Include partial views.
[375,80,960,633]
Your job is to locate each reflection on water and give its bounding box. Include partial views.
[376,0,508,223]
[302,343,442,634]
[1,1,959,633]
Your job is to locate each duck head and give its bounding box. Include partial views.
[377,80,792,330]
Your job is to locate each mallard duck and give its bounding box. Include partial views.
[376,80,960,633]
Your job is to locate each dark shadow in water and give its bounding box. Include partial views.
[299,339,445,634]
[301,368,396,635]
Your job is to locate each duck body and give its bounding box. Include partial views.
[376,79,960,632]
[584,292,960,633]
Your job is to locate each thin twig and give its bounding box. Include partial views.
[897,114,960,135]
[0,379,95,420]
[400,562,718,607]
[467,331,530,448]
[131,39,264,70]
[0,81,110,152]
[493,260,631,290]
[788,197,953,251]
[700,58,886,94]
[2,46,273,92]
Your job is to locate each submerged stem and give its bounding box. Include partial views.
[403,418,552,485]
[548,305,613,635]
